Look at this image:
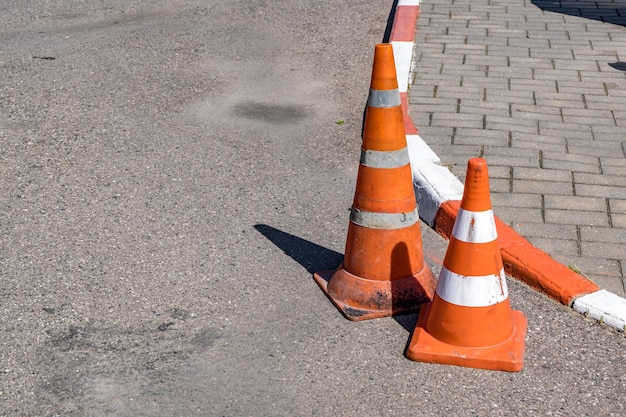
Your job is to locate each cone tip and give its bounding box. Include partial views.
[371,43,398,91]
[461,158,492,212]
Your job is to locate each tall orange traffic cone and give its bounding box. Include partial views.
[313,44,436,321]
[406,158,527,371]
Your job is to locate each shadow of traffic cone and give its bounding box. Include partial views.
[313,44,436,321]
[405,158,527,371]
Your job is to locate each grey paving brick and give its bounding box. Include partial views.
[580,226,626,244]
[581,241,626,260]
[444,44,487,55]
[510,79,558,92]
[455,126,509,138]
[557,255,622,279]
[575,184,626,199]
[544,195,607,212]
[435,85,485,100]
[489,177,512,193]
[541,159,601,173]
[409,104,459,116]
[510,132,565,146]
[487,66,533,79]
[534,68,581,82]
[484,165,511,179]
[542,151,597,164]
[462,76,509,89]
[545,209,610,227]
[514,167,572,183]
[511,111,563,123]
[611,214,626,228]
[530,48,575,59]
[484,146,538,158]
[454,135,509,147]
[486,117,539,134]
[511,104,561,117]
[535,93,586,108]
[508,38,549,48]
[464,54,509,67]
[511,138,567,153]
[486,46,530,57]
[508,57,554,69]
[553,59,600,71]
[599,157,626,168]
[493,206,543,223]
[574,172,626,187]
[487,29,529,37]
[557,80,607,95]
[581,72,626,84]
[512,222,577,241]
[603,165,626,176]
[568,145,623,158]
[485,89,535,105]
[512,179,573,195]
[439,64,487,77]
[527,237,580,257]
[562,107,613,120]
[431,113,484,129]
[466,35,508,47]
[539,123,593,140]
[459,102,510,117]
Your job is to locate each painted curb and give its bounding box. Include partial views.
[388,0,626,332]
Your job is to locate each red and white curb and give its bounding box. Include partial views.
[388,0,626,332]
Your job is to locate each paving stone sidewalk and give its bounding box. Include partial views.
[409,0,626,296]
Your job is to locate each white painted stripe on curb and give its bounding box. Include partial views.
[391,41,414,93]
[406,135,440,164]
[452,208,497,244]
[411,160,464,226]
[437,266,509,307]
[397,0,420,6]
[572,290,626,332]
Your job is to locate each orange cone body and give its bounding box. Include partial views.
[313,44,436,321]
[406,158,527,371]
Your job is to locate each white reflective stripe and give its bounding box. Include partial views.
[350,208,418,229]
[367,88,401,108]
[436,267,509,307]
[360,148,410,169]
[451,208,497,243]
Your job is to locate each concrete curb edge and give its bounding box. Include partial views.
[388,0,626,332]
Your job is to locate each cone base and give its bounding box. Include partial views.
[405,305,528,372]
[313,265,436,321]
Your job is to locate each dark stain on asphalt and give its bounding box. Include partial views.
[232,101,308,125]
[192,327,221,349]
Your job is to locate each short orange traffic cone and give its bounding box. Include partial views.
[405,158,527,371]
[313,44,436,321]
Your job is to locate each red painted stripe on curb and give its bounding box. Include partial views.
[390,6,420,42]
[434,201,600,305]
[400,92,418,135]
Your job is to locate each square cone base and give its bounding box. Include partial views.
[313,270,424,321]
[405,305,528,372]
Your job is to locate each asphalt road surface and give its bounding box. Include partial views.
[1,1,624,416]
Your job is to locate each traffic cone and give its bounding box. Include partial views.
[313,44,436,321]
[405,158,527,371]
